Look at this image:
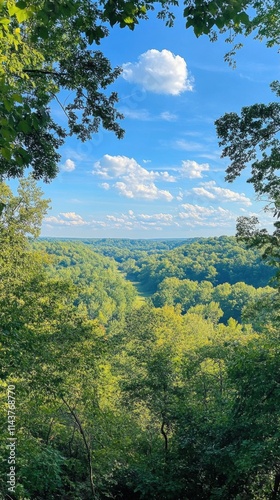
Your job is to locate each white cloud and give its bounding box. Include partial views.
[139,213,173,222]
[179,203,236,227]
[101,182,110,190]
[177,189,184,201]
[93,155,174,201]
[160,171,176,182]
[160,111,177,121]
[115,181,173,201]
[98,210,175,231]
[106,215,126,223]
[193,181,252,206]
[60,159,75,172]
[122,49,193,95]
[180,204,215,219]
[90,206,237,232]
[181,160,210,179]
[192,187,216,199]
[44,212,88,226]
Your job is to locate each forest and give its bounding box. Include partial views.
[0,179,279,499]
[2,0,280,498]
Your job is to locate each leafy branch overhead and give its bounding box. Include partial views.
[0,0,125,181]
[1,0,280,181]
[215,81,280,258]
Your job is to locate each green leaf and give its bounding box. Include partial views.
[18,120,31,133]
[123,16,134,24]
[16,1,27,8]
[0,147,12,160]
[0,18,10,25]
[37,26,49,39]
[11,93,23,103]
[238,12,250,25]
[3,99,12,112]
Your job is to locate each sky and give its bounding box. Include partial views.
[14,8,280,238]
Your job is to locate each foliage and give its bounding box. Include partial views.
[216,81,280,200]
[34,239,137,325]
[216,81,280,283]
[122,236,275,293]
[1,182,280,498]
[153,276,275,323]
[0,0,125,181]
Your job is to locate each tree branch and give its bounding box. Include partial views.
[23,69,67,76]
[161,421,168,451]
[61,396,96,498]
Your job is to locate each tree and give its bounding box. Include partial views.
[215,83,280,279]
[0,0,126,181]
[0,178,124,498]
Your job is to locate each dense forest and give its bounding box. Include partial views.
[1,179,280,499]
[2,0,280,498]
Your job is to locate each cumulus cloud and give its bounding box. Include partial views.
[122,49,193,95]
[93,155,174,201]
[60,159,75,172]
[179,204,215,220]
[193,181,252,206]
[139,213,173,222]
[96,210,175,231]
[44,212,88,226]
[192,187,216,199]
[90,205,237,232]
[101,182,110,190]
[181,160,210,179]
[179,203,236,227]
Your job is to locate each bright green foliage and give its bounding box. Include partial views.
[153,276,275,323]
[2,181,280,498]
[102,303,258,498]
[0,181,121,498]
[0,177,49,236]
[34,240,137,324]
[124,236,275,293]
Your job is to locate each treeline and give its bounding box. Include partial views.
[76,236,276,325]
[2,180,280,499]
[73,236,275,291]
[123,237,274,291]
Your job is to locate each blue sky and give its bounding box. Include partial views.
[22,9,280,237]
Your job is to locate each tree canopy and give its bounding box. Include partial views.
[1,179,280,498]
[216,73,280,265]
